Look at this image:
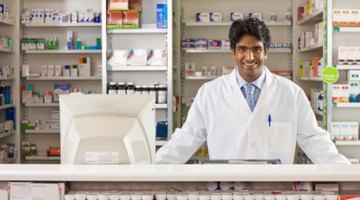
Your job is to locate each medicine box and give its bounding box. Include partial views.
[147,49,167,66]
[108,49,128,66]
[348,70,360,81]
[108,0,129,10]
[156,3,167,28]
[230,12,244,21]
[338,47,348,64]
[107,10,122,29]
[127,49,147,66]
[208,40,222,49]
[196,12,210,22]
[182,38,196,49]
[210,12,222,22]
[129,0,142,11]
[122,10,139,28]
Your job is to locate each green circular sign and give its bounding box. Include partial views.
[322,66,339,84]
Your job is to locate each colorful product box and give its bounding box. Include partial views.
[195,38,208,49]
[332,84,349,103]
[107,10,122,29]
[208,40,222,49]
[156,3,167,28]
[122,10,139,28]
[108,49,128,66]
[147,49,167,66]
[127,49,147,66]
[182,38,196,49]
[108,0,129,10]
[348,70,360,81]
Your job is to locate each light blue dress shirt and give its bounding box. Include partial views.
[235,67,266,109]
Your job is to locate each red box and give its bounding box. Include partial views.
[129,0,142,11]
[297,6,304,22]
[122,10,139,28]
[107,10,123,28]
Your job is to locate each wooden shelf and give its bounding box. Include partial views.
[24,50,101,54]
[298,43,323,52]
[297,11,323,25]
[26,76,101,81]
[25,103,59,107]
[336,65,360,70]
[109,66,167,71]
[25,23,101,27]
[25,156,60,161]
[107,24,167,34]
[0,131,15,139]
[25,130,60,134]
[183,21,291,27]
[335,141,360,146]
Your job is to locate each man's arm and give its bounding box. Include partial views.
[156,85,208,164]
[296,89,350,164]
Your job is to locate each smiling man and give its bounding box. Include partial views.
[156,18,350,164]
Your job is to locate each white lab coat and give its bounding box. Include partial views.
[156,67,350,164]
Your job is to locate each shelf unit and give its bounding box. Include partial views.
[0,0,21,164]
[292,0,325,133]
[20,0,103,164]
[325,0,360,162]
[105,0,173,146]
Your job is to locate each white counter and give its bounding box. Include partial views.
[0,164,359,182]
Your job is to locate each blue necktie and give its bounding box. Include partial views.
[244,83,256,111]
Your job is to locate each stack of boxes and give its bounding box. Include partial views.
[299,21,324,49]
[108,49,167,67]
[333,9,360,28]
[107,0,142,29]
[331,122,359,141]
[298,54,324,78]
[297,0,324,21]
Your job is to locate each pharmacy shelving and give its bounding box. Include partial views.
[0,104,15,110]
[26,76,102,81]
[24,23,101,28]
[109,66,167,72]
[336,65,360,70]
[184,48,292,54]
[25,156,60,161]
[107,24,167,34]
[300,77,323,81]
[333,27,360,33]
[0,131,16,139]
[185,76,217,80]
[24,103,59,107]
[105,0,173,145]
[0,0,21,164]
[25,130,60,134]
[333,103,360,108]
[325,0,360,162]
[335,141,360,146]
[297,10,323,25]
[298,43,323,52]
[0,19,15,26]
[0,47,15,53]
[24,50,101,54]
[183,21,292,27]
[20,0,103,164]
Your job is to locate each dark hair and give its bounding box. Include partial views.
[228,18,271,51]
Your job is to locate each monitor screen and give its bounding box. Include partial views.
[60,94,155,164]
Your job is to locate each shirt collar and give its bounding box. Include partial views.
[235,67,266,89]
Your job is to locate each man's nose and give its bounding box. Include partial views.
[245,49,255,60]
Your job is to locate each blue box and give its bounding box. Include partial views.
[156,121,168,139]
[156,3,167,28]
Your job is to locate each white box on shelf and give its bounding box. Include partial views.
[147,49,167,66]
[340,122,350,140]
[31,183,60,200]
[349,122,359,140]
[196,12,210,22]
[338,47,348,64]
[348,47,357,63]
[22,64,30,77]
[47,65,55,76]
[127,49,147,66]
[55,65,62,77]
[230,12,244,21]
[348,70,360,81]
[331,122,341,140]
[41,65,47,76]
[79,64,91,76]
[210,12,222,22]
[0,189,8,200]
[108,49,127,66]
[9,182,31,200]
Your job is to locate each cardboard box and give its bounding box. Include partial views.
[107,10,122,29]
[108,0,129,10]
[122,10,139,28]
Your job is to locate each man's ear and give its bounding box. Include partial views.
[264,48,269,59]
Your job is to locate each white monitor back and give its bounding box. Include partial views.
[60,94,155,164]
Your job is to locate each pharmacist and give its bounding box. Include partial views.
[156,18,350,164]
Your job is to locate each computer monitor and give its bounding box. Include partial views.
[60,94,155,164]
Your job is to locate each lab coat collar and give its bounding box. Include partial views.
[229,66,273,87]
[235,67,266,90]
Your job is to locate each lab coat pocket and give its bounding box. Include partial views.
[267,122,293,154]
